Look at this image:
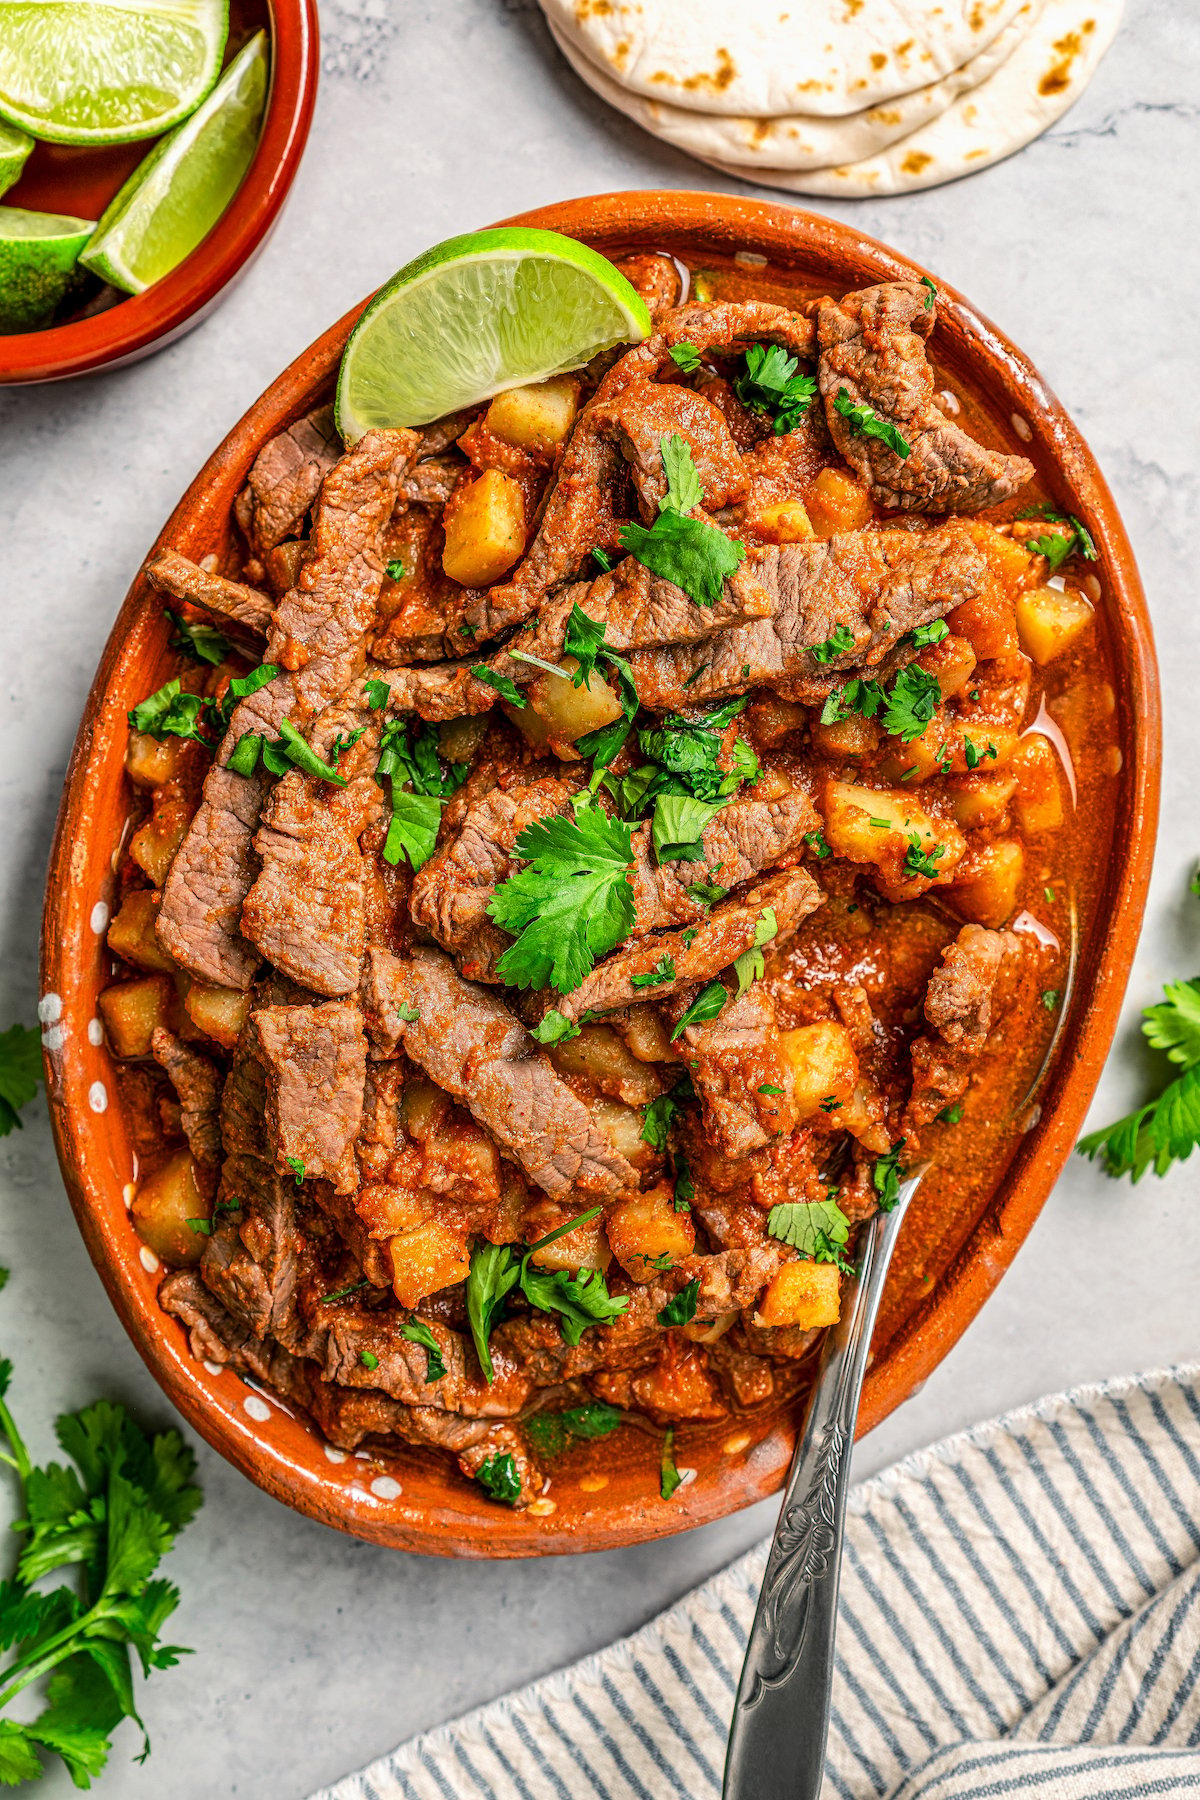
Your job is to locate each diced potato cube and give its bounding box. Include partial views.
[1015,584,1094,666]
[944,771,1018,830]
[125,731,187,791]
[549,1023,665,1107]
[921,633,977,700]
[755,500,814,544]
[182,981,251,1048]
[805,466,872,536]
[811,711,880,760]
[485,377,580,452]
[527,1211,611,1273]
[606,1183,695,1281]
[963,520,1036,593]
[779,1022,858,1121]
[107,888,176,973]
[437,714,488,766]
[755,1260,841,1329]
[838,1081,891,1154]
[594,1096,659,1171]
[616,1004,676,1065]
[822,781,966,894]
[129,796,193,886]
[947,587,1019,659]
[950,838,1025,928]
[442,470,527,585]
[98,974,175,1059]
[388,1218,471,1307]
[1011,734,1065,833]
[523,658,623,745]
[132,1148,209,1268]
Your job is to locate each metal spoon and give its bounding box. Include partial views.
[722,1168,927,1800]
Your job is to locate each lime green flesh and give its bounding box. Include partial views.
[80,31,267,296]
[335,228,654,440]
[0,0,228,145]
[0,119,33,199]
[0,204,94,332]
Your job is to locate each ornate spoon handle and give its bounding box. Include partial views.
[722,1170,925,1800]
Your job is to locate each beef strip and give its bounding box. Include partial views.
[398,455,463,508]
[384,552,770,723]
[361,945,640,1199]
[323,1312,531,1418]
[669,981,799,1158]
[554,866,823,1023]
[817,282,1034,513]
[590,377,748,520]
[627,788,819,932]
[473,300,815,639]
[158,430,414,987]
[144,549,274,635]
[905,924,1020,1129]
[234,404,342,555]
[612,251,683,316]
[616,522,992,710]
[150,1029,223,1192]
[159,1268,260,1367]
[250,1000,367,1193]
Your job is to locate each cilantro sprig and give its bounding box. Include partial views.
[833,388,912,460]
[822,662,942,745]
[400,1319,446,1382]
[0,1027,42,1137]
[375,718,466,872]
[164,609,230,668]
[0,1343,201,1787]
[733,343,818,435]
[465,1209,630,1383]
[524,1402,622,1457]
[766,1194,855,1274]
[1018,508,1098,572]
[488,805,636,993]
[618,434,745,608]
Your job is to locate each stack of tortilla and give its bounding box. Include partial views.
[537,0,1123,196]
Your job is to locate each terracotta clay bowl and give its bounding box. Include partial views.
[0,0,318,385]
[39,192,1160,1557]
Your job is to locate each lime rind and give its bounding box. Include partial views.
[0,120,33,199]
[336,228,653,440]
[79,31,268,297]
[0,205,95,334]
[0,0,229,146]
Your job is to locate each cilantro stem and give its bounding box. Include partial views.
[509,649,571,681]
[0,1389,31,1485]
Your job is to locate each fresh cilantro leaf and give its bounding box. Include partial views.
[660,432,703,515]
[631,954,676,990]
[226,661,278,702]
[1042,989,1060,1011]
[686,881,727,908]
[657,1278,700,1328]
[903,835,944,880]
[226,732,262,776]
[671,981,728,1040]
[471,666,526,708]
[320,1278,367,1305]
[669,343,703,374]
[386,557,406,581]
[365,678,390,709]
[810,623,856,665]
[383,791,443,871]
[165,609,230,667]
[833,388,912,459]
[1078,1064,1200,1182]
[359,1350,379,1371]
[396,1002,420,1024]
[882,664,942,743]
[127,679,210,743]
[488,807,636,993]
[591,547,613,573]
[519,1264,629,1346]
[277,719,347,786]
[619,509,744,610]
[0,1027,42,1138]
[937,1102,963,1124]
[660,1427,682,1501]
[638,698,756,805]
[759,1083,784,1096]
[673,1147,695,1210]
[465,1242,520,1382]
[733,343,817,435]
[767,1195,852,1273]
[906,620,948,649]
[474,1453,521,1506]
[284,1156,305,1186]
[577,716,632,784]
[872,1140,908,1212]
[652,792,729,863]
[525,1403,622,1456]
[820,677,887,727]
[400,1320,446,1382]
[732,907,777,998]
[642,1092,679,1153]
[531,1010,581,1046]
[804,830,831,861]
[1019,509,1097,567]
[920,275,937,311]
[1142,979,1200,1066]
[562,604,609,684]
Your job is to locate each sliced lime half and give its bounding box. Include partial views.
[80,31,268,297]
[0,0,229,146]
[335,227,654,441]
[0,120,33,199]
[0,206,94,333]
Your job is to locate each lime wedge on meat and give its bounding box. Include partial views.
[0,206,94,333]
[335,228,654,441]
[0,0,228,146]
[0,121,33,199]
[79,31,268,297]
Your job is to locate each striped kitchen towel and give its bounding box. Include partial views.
[311,1364,1200,1800]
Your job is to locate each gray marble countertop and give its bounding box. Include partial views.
[1,1,1197,1793]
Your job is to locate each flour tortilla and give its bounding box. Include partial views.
[538,0,1031,118]
[694,0,1122,194]
[547,3,1039,173]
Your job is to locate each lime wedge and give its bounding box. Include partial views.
[335,228,654,440]
[0,205,94,333]
[80,32,268,297]
[0,0,228,146]
[0,120,33,199]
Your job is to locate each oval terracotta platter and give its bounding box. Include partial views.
[39,192,1160,1557]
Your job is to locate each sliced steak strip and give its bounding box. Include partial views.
[158,430,414,988]
[628,788,819,933]
[145,549,274,635]
[323,1312,531,1418]
[618,523,991,710]
[670,981,799,1158]
[612,251,683,316]
[591,377,748,520]
[905,924,1021,1130]
[361,946,639,1200]
[555,866,823,1023]
[817,282,1034,513]
[150,1028,223,1193]
[250,1001,367,1194]
[235,404,342,554]
[159,1268,259,1366]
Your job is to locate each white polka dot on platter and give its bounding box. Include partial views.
[323,1445,348,1464]
[138,1245,160,1273]
[42,1025,65,1052]
[37,994,62,1024]
[242,1395,272,1423]
[122,1182,136,1209]
[90,901,110,934]
[202,1360,224,1376]
[370,1476,403,1501]
[88,1082,108,1114]
[87,1019,104,1046]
